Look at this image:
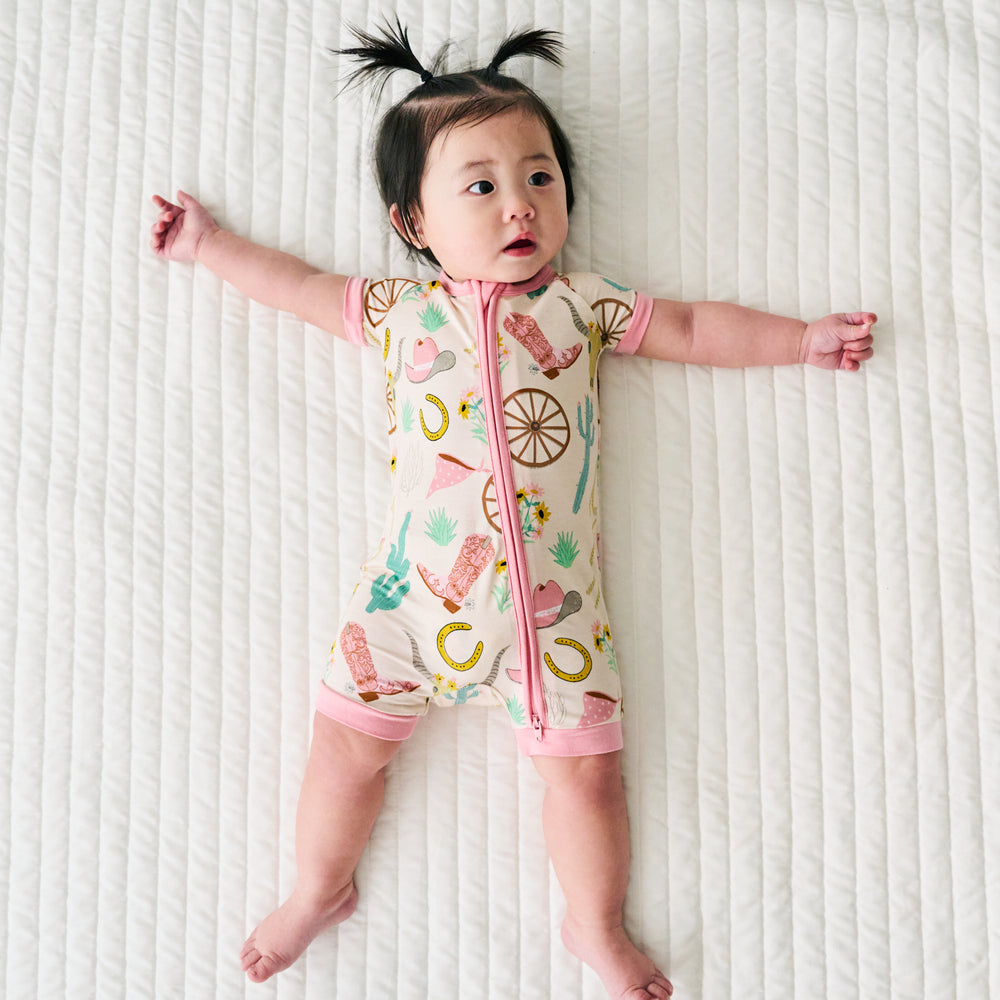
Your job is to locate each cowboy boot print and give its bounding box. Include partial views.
[418,533,496,613]
[503,312,582,378]
[339,621,421,702]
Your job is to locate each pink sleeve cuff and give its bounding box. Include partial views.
[613,291,654,355]
[343,276,368,347]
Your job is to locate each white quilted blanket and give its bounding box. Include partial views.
[2,1,998,997]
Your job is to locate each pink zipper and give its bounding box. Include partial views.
[473,281,547,741]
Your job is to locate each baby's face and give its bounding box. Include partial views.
[401,110,569,284]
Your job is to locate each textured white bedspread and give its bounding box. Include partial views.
[3,0,999,997]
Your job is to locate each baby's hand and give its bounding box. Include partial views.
[150,190,218,262]
[800,312,877,372]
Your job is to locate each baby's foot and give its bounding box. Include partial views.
[562,917,673,1000]
[240,883,358,983]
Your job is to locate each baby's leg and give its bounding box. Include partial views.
[532,752,672,1000]
[241,712,402,983]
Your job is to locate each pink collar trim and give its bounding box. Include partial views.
[435,266,556,298]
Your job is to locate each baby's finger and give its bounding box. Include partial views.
[844,334,874,351]
[841,311,878,328]
[841,347,874,370]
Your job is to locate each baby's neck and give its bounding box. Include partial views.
[435,264,556,297]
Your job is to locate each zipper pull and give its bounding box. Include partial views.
[532,716,544,741]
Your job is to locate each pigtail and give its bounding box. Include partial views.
[336,17,449,97]
[485,28,565,78]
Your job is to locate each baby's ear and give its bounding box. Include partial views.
[389,204,425,248]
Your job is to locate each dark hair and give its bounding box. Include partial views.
[335,19,575,268]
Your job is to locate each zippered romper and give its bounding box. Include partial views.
[317,266,653,756]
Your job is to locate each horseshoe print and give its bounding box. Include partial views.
[437,622,484,671]
[544,637,593,683]
[420,394,449,441]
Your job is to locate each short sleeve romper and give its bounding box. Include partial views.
[318,265,653,756]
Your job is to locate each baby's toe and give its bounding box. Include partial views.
[649,973,673,999]
[239,943,259,970]
[246,960,270,983]
[246,952,283,983]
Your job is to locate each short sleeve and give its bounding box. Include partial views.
[342,276,374,348]
[342,276,425,350]
[558,273,654,356]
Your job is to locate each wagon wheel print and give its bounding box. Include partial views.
[363,278,420,327]
[482,476,501,531]
[504,388,570,467]
[592,297,633,348]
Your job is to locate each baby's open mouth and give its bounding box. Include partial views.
[504,237,537,252]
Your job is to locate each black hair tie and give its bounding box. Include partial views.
[420,69,434,83]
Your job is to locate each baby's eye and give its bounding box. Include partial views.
[468,180,495,195]
[528,172,553,187]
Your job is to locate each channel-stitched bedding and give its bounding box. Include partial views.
[2,1,998,997]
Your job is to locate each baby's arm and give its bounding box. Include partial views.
[637,299,876,372]
[150,191,349,340]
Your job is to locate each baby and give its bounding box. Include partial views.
[150,22,874,1000]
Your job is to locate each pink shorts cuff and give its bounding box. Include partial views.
[316,683,420,741]
[516,721,623,757]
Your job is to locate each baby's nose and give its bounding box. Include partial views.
[504,196,535,221]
